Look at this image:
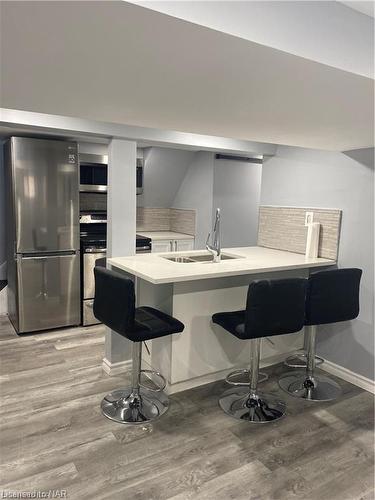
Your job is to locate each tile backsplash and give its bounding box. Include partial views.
[257,205,342,260]
[137,207,196,236]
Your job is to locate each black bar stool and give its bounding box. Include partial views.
[94,266,184,424]
[279,268,362,401]
[212,278,307,423]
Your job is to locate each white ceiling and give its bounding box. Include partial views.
[339,1,375,18]
[132,0,374,78]
[0,1,373,151]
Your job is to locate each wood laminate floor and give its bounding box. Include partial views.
[0,315,374,500]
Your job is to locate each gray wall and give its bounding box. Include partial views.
[172,152,263,249]
[138,147,195,208]
[213,158,262,247]
[172,151,214,249]
[0,141,6,280]
[261,145,374,381]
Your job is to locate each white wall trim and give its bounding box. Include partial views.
[0,108,276,156]
[102,351,288,392]
[321,359,375,394]
[102,357,132,377]
[167,352,289,394]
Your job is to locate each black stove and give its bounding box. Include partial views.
[136,234,152,252]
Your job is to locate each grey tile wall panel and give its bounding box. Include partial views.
[137,207,196,235]
[257,206,342,260]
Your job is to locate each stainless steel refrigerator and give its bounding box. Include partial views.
[5,137,80,333]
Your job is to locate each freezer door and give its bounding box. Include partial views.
[17,253,80,332]
[11,137,79,253]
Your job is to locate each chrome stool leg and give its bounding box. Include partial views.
[101,342,169,424]
[219,338,286,423]
[279,326,341,401]
[284,330,324,368]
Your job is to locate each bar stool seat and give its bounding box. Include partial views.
[94,266,184,424]
[212,310,246,338]
[133,306,185,342]
[212,310,269,384]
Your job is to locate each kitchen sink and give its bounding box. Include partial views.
[163,253,242,263]
[164,256,196,263]
[190,253,239,262]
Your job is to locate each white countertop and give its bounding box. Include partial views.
[108,246,335,284]
[137,231,195,241]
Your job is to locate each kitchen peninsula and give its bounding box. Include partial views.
[108,246,335,393]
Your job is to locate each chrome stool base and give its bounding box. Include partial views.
[101,387,169,424]
[284,351,324,369]
[219,387,286,423]
[278,372,341,401]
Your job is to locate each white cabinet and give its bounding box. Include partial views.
[151,240,173,253]
[151,238,195,253]
[175,239,194,252]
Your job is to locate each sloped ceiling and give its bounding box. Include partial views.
[0,1,373,151]
[132,0,374,78]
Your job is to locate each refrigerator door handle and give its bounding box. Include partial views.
[19,250,79,259]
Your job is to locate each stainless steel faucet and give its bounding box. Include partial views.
[206,208,221,262]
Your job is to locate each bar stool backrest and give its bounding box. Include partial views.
[94,267,135,335]
[245,278,307,339]
[305,268,362,326]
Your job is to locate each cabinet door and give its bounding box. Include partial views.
[151,240,173,253]
[175,239,195,251]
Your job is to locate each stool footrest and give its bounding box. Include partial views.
[225,369,268,386]
[284,351,324,369]
[139,369,167,392]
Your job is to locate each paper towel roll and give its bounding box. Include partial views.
[305,222,320,259]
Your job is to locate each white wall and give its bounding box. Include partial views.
[135,0,374,78]
[137,147,195,208]
[260,145,374,381]
[213,159,262,247]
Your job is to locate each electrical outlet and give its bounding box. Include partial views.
[305,211,314,226]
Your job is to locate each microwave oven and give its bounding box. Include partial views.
[79,152,143,194]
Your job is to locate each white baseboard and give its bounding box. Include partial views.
[167,352,288,394]
[320,359,375,394]
[102,352,375,395]
[102,351,289,393]
[102,357,132,376]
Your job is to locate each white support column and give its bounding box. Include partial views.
[102,138,136,376]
